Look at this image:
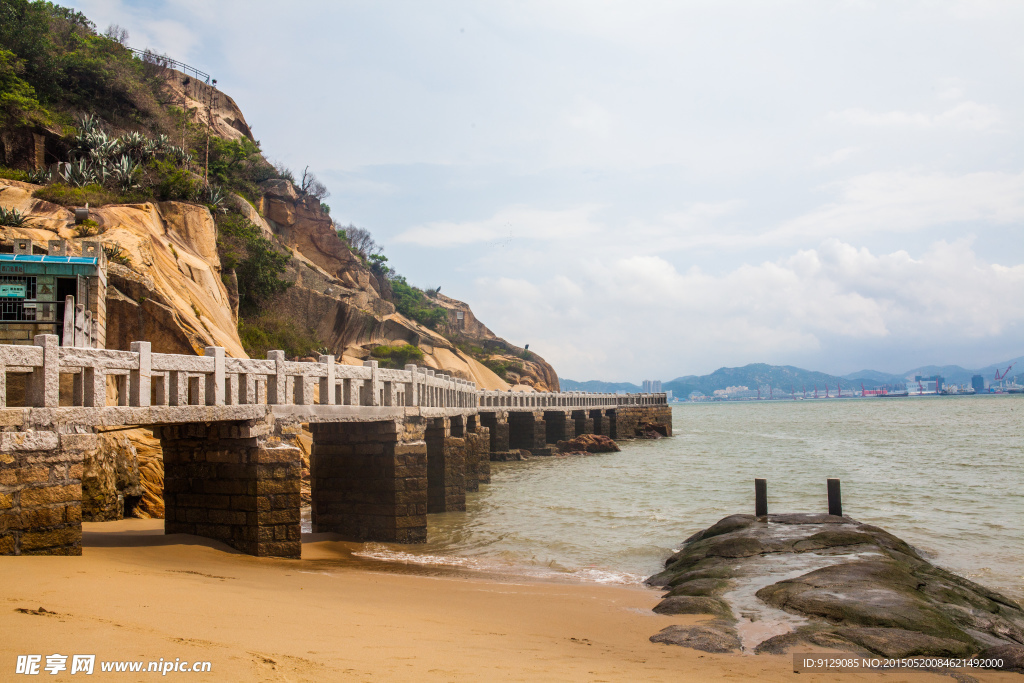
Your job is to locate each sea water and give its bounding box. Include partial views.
[349,396,1024,602]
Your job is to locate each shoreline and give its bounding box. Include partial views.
[1,519,1013,681]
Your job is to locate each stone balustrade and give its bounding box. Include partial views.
[0,335,665,422]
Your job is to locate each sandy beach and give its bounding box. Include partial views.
[0,520,1013,682]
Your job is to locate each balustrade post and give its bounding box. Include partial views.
[0,356,6,408]
[83,366,104,407]
[129,341,152,407]
[204,346,225,406]
[405,364,419,406]
[364,360,380,406]
[29,335,59,407]
[319,355,335,405]
[267,350,286,405]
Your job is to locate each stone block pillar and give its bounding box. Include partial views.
[571,410,594,437]
[0,431,92,555]
[309,419,427,543]
[509,411,546,451]
[464,425,491,488]
[589,409,609,437]
[607,409,618,439]
[479,412,510,454]
[544,410,575,444]
[160,420,301,558]
[426,418,466,513]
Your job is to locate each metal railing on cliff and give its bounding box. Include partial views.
[127,47,212,85]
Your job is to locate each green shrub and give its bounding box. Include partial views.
[216,212,291,316]
[73,218,98,236]
[238,314,323,360]
[0,48,47,127]
[32,182,131,206]
[152,158,200,202]
[483,358,524,381]
[370,343,424,369]
[391,276,447,330]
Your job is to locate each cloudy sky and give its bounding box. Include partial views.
[70,0,1024,381]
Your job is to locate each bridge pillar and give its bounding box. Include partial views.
[589,409,609,437]
[309,419,427,542]
[464,416,490,488]
[607,409,618,439]
[478,411,510,457]
[543,410,575,445]
[426,417,466,513]
[159,420,302,558]
[0,431,94,556]
[571,409,594,437]
[508,411,547,453]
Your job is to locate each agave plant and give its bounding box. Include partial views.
[118,131,150,161]
[109,155,141,192]
[26,167,52,185]
[152,134,172,151]
[0,206,28,227]
[205,184,228,213]
[167,145,192,165]
[87,136,122,164]
[56,160,99,188]
[77,113,102,136]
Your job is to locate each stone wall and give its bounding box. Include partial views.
[611,406,673,439]
[309,419,427,543]
[0,431,93,555]
[159,421,301,558]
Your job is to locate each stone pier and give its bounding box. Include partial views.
[159,419,302,558]
[570,410,594,439]
[544,410,575,445]
[463,417,491,489]
[589,409,610,437]
[426,417,466,513]
[308,419,428,543]
[0,431,93,555]
[478,412,509,455]
[509,411,547,453]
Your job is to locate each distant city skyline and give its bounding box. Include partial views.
[67,0,1024,380]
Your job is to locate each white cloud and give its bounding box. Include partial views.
[830,102,1002,131]
[774,170,1024,242]
[393,205,604,247]
[813,147,860,167]
[471,239,1024,380]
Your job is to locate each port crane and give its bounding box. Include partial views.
[994,362,1016,388]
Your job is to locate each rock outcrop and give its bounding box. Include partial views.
[556,434,620,454]
[646,513,1024,670]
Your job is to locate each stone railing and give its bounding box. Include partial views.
[0,335,665,414]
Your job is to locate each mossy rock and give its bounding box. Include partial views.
[650,620,741,653]
[792,530,875,552]
[665,578,731,598]
[653,595,733,619]
[755,560,975,644]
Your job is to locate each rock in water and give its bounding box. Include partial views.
[556,434,620,454]
[646,513,1024,670]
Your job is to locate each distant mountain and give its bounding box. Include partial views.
[559,379,642,393]
[664,363,865,398]
[842,369,905,384]
[568,354,1023,398]
[844,355,1024,387]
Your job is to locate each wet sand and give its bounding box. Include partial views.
[0,519,1013,681]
